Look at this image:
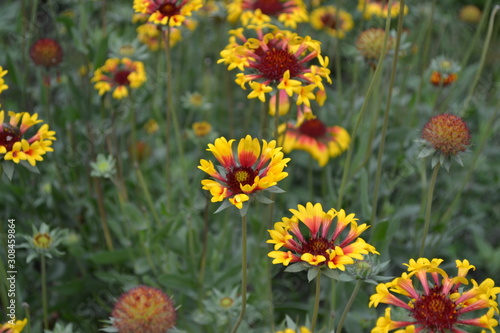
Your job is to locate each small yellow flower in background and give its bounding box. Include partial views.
[192,121,212,137]
[0,111,56,167]
[0,66,9,94]
[91,57,146,99]
[275,327,311,333]
[355,28,395,66]
[133,0,203,26]
[110,286,176,333]
[278,110,350,167]
[144,119,159,134]
[198,135,290,213]
[218,25,331,106]
[268,202,378,270]
[357,0,408,19]
[136,19,197,51]
[369,258,500,333]
[310,6,354,39]
[459,5,482,24]
[20,222,65,263]
[0,318,27,333]
[226,0,309,29]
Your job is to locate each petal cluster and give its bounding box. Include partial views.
[310,6,354,39]
[133,0,203,26]
[369,258,500,333]
[357,0,408,19]
[0,111,56,166]
[91,58,147,99]
[199,135,290,209]
[267,202,378,270]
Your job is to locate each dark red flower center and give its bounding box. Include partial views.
[301,237,333,256]
[114,70,132,86]
[249,0,285,16]
[411,285,458,331]
[254,48,302,83]
[0,123,21,151]
[29,38,63,68]
[321,13,338,29]
[299,119,327,138]
[158,2,180,17]
[226,166,259,193]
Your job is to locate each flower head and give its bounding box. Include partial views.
[91,58,146,99]
[90,154,117,179]
[418,113,471,170]
[356,28,395,65]
[111,286,176,333]
[369,258,500,333]
[133,0,203,26]
[0,111,56,168]
[429,56,460,87]
[219,25,331,105]
[29,38,63,68]
[310,6,354,39]
[0,66,8,94]
[192,121,212,137]
[267,202,378,271]
[199,135,290,213]
[279,110,350,167]
[226,0,308,29]
[459,5,482,24]
[20,222,65,263]
[0,318,27,333]
[358,0,408,19]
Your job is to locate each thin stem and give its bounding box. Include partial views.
[311,271,322,333]
[134,163,162,227]
[419,163,440,257]
[274,91,280,140]
[335,280,362,333]
[460,0,493,69]
[94,177,114,251]
[41,255,48,330]
[230,214,247,333]
[370,0,406,233]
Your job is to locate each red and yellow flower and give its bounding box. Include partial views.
[227,0,308,29]
[198,135,290,211]
[268,202,378,270]
[91,58,146,99]
[219,25,331,106]
[369,258,500,333]
[357,0,408,19]
[429,57,460,87]
[0,111,56,166]
[310,6,354,39]
[133,0,203,26]
[278,110,350,167]
[29,38,63,68]
[0,318,27,333]
[0,66,8,94]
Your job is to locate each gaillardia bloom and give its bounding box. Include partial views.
[218,25,331,106]
[357,0,408,19]
[133,0,203,26]
[29,38,63,68]
[226,0,308,29]
[278,111,350,167]
[310,6,354,39]
[267,202,378,270]
[111,286,176,333]
[198,135,290,211]
[0,111,56,166]
[91,58,146,99]
[356,28,395,66]
[429,57,460,87]
[19,222,65,263]
[0,318,27,333]
[418,113,471,170]
[369,258,500,333]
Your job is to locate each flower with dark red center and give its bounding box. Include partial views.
[91,57,146,99]
[369,258,500,333]
[219,25,331,105]
[227,0,308,28]
[111,286,176,333]
[133,0,203,26]
[357,0,408,19]
[29,38,63,68]
[418,113,471,170]
[198,135,290,212]
[310,6,354,39]
[278,110,350,167]
[267,202,378,270]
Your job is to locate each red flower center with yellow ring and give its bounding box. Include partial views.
[159,3,180,16]
[301,237,333,256]
[411,285,458,330]
[321,14,338,29]
[299,119,327,138]
[249,0,285,16]
[114,70,132,86]
[227,167,259,193]
[0,123,21,151]
[254,48,302,83]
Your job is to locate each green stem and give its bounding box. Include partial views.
[419,163,440,257]
[311,271,322,333]
[23,302,31,333]
[335,280,362,333]
[134,163,162,227]
[274,91,280,140]
[230,214,247,333]
[460,0,493,69]
[41,255,48,330]
[370,0,406,233]
[94,177,114,251]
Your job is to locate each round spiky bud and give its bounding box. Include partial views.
[355,28,395,63]
[421,114,471,157]
[111,286,176,333]
[29,38,63,68]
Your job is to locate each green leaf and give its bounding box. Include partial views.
[284,262,308,273]
[307,268,319,282]
[322,269,340,280]
[2,162,15,181]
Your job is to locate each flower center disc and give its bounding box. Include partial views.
[114,70,131,86]
[321,14,338,29]
[251,0,285,16]
[34,233,52,249]
[299,119,328,138]
[412,286,458,331]
[0,123,21,151]
[227,167,258,193]
[255,48,301,83]
[302,237,332,256]
[159,3,179,16]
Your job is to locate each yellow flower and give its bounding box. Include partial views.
[0,66,8,94]
[0,318,27,333]
[133,0,203,26]
[192,121,212,137]
[358,0,408,19]
[227,0,308,28]
[91,58,146,99]
[310,6,354,39]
